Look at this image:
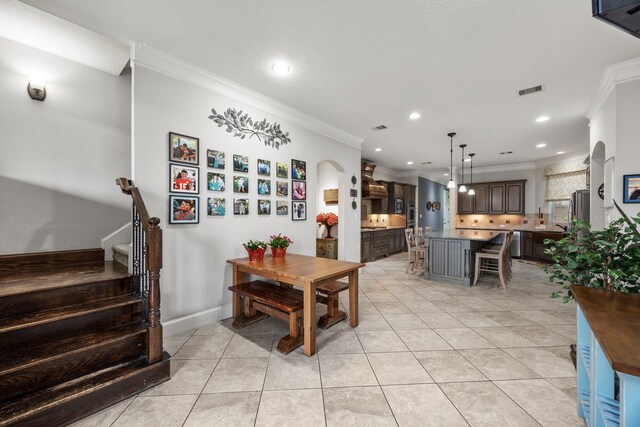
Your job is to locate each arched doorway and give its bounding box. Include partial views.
[316,160,345,259]
[591,141,606,230]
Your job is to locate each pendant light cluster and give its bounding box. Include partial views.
[445,132,477,195]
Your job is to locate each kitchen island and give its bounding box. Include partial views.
[426,229,503,286]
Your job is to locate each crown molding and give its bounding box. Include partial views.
[131,44,363,149]
[586,56,640,120]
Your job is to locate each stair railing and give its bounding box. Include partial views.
[116,177,163,364]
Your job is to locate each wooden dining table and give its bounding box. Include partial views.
[226,253,365,356]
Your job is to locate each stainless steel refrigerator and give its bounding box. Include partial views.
[569,189,590,227]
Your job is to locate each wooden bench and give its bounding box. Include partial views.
[316,280,349,329]
[228,280,304,354]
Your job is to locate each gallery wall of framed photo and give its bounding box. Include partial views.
[167,131,309,224]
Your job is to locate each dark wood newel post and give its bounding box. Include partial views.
[146,218,163,363]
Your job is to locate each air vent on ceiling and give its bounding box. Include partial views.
[372,125,388,131]
[500,151,513,155]
[420,161,432,165]
[518,85,543,96]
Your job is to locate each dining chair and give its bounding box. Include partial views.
[473,230,512,289]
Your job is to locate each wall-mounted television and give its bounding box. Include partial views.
[592,0,640,39]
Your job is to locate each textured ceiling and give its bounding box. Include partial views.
[20,0,640,173]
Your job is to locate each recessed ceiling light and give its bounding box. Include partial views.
[464,158,471,162]
[536,115,550,123]
[444,173,449,176]
[375,148,382,152]
[556,151,565,155]
[271,61,291,75]
[407,161,414,165]
[409,112,421,120]
[536,143,547,148]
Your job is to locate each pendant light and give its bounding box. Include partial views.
[447,132,456,189]
[468,153,476,196]
[459,144,467,193]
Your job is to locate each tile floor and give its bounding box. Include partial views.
[73,254,584,427]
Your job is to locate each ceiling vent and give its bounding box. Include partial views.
[499,151,513,155]
[372,125,387,131]
[518,85,543,96]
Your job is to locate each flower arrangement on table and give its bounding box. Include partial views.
[268,233,293,258]
[316,212,338,238]
[242,239,267,261]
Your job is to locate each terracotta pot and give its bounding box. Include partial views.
[271,247,287,258]
[246,247,266,261]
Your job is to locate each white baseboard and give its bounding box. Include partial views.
[163,304,233,338]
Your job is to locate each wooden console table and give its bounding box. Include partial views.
[316,238,337,259]
[573,286,640,426]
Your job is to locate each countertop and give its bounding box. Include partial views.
[456,227,564,234]
[428,229,502,242]
[361,226,405,232]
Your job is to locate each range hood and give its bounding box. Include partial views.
[361,161,388,199]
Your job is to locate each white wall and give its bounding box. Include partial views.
[588,59,640,223]
[317,161,340,238]
[0,37,131,254]
[131,51,362,335]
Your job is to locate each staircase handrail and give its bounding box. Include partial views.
[116,177,163,363]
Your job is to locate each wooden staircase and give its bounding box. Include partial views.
[0,179,170,425]
[0,249,170,426]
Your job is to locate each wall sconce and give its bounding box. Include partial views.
[27,76,46,101]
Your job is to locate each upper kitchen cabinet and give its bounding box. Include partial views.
[372,181,406,214]
[458,180,526,215]
[405,184,416,205]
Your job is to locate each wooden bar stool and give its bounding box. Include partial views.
[473,231,512,289]
[404,229,426,274]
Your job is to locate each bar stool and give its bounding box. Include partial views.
[473,231,512,289]
[404,229,426,274]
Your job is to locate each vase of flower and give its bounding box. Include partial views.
[316,212,338,238]
[243,239,267,261]
[268,233,293,258]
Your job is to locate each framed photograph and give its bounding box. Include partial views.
[292,201,306,221]
[276,162,288,178]
[207,149,225,169]
[292,180,306,200]
[258,199,271,215]
[276,181,288,197]
[257,179,271,195]
[207,197,225,216]
[169,195,199,224]
[234,198,249,215]
[292,159,306,180]
[169,132,199,165]
[276,201,289,215]
[233,154,249,172]
[258,159,271,176]
[170,163,199,194]
[233,175,248,193]
[207,172,225,191]
[623,174,640,203]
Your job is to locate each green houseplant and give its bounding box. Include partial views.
[544,201,640,303]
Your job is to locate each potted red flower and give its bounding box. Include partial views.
[268,234,293,258]
[242,239,267,261]
[316,212,338,238]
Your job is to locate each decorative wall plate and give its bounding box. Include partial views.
[352,200,358,209]
[426,201,432,211]
[598,183,605,200]
[434,201,441,211]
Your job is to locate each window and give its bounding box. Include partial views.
[550,200,569,224]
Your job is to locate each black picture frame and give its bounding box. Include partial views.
[169,195,199,224]
[169,132,199,165]
[292,201,306,220]
[169,163,199,194]
[623,174,640,203]
[291,159,306,180]
[292,180,306,200]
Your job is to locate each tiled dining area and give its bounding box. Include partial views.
[73,254,583,427]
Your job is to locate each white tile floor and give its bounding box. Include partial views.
[73,254,584,427]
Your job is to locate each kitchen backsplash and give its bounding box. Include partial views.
[456,214,565,231]
[361,214,406,228]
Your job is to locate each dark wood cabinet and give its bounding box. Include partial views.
[473,184,489,213]
[521,231,562,263]
[457,180,525,215]
[505,182,525,214]
[405,184,416,206]
[361,229,406,262]
[489,184,505,213]
[361,231,372,262]
[371,180,389,214]
[522,231,533,258]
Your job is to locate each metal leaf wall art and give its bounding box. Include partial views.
[208,107,291,149]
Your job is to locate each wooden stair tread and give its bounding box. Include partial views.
[0,295,140,333]
[0,353,171,426]
[229,280,304,312]
[0,323,145,375]
[0,261,130,298]
[317,280,349,295]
